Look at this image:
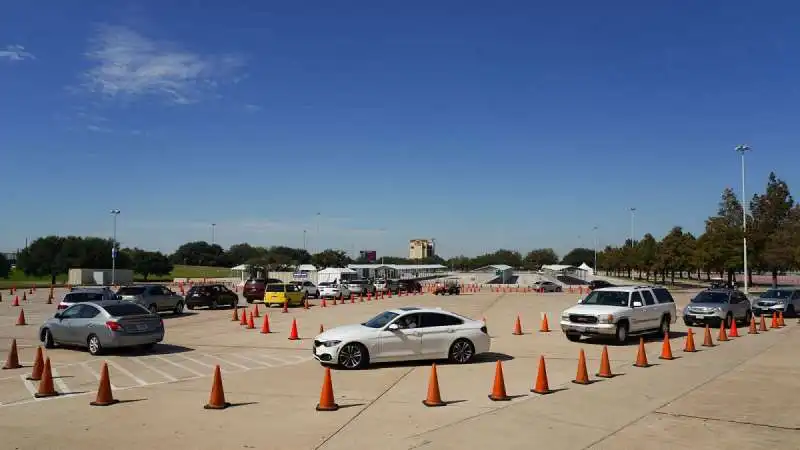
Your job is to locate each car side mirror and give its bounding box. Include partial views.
[387,323,399,331]
[632,301,643,308]
[54,313,62,320]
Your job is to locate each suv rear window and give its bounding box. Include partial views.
[652,288,675,303]
[64,292,106,303]
[104,303,150,316]
[117,287,146,296]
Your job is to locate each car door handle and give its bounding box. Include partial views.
[447,329,455,333]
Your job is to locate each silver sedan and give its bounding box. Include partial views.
[39,300,165,356]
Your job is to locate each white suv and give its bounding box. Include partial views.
[559,285,678,344]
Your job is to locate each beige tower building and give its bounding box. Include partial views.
[409,239,434,259]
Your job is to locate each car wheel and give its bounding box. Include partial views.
[149,304,158,315]
[448,339,475,364]
[657,315,671,337]
[42,328,55,349]
[787,305,796,318]
[246,298,254,304]
[210,299,219,310]
[683,319,693,327]
[565,333,581,342]
[742,310,752,325]
[614,322,629,345]
[187,304,195,310]
[723,313,733,329]
[173,301,184,315]
[87,335,102,356]
[337,343,368,370]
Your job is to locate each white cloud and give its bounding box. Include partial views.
[0,45,35,62]
[82,25,244,104]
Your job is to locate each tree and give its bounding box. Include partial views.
[636,234,658,280]
[560,248,594,268]
[0,252,10,279]
[170,241,227,266]
[17,236,132,285]
[226,243,266,266]
[311,249,352,268]
[750,173,795,287]
[523,248,558,270]
[126,249,173,281]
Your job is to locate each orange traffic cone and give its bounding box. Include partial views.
[27,347,44,380]
[596,346,615,378]
[683,329,698,352]
[759,315,768,332]
[423,363,446,407]
[488,360,510,401]
[633,337,650,368]
[729,319,739,337]
[231,307,239,322]
[239,308,248,325]
[539,314,551,333]
[288,319,299,340]
[34,357,59,398]
[260,314,271,334]
[702,325,715,347]
[718,322,729,342]
[16,309,26,326]
[12,296,19,307]
[246,312,255,329]
[512,315,523,335]
[572,349,591,385]
[778,312,785,327]
[316,367,339,411]
[531,355,552,394]
[282,301,289,313]
[90,362,119,406]
[658,333,675,360]
[748,317,758,334]
[204,365,230,409]
[321,298,327,308]
[2,339,22,370]
[253,305,260,318]
[770,312,778,329]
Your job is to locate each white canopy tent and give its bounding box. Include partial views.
[317,267,357,284]
[578,262,595,278]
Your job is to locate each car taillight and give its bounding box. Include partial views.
[57,304,67,310]
[106,321,123,331]
[480,326,488,334]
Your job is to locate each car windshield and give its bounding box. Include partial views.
[64,292,106,303]
[319,282,332,287]
[104,303,150,316]
[362,311,399,328]
[760,289,793,299]
[692,292,729,303]
[581,291,629,307]
[349,280,365,285]
[117,287,145,296]
[266,284,288,292]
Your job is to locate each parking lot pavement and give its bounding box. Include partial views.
[0,287,797,449]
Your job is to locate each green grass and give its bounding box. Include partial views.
[0,264,234,288]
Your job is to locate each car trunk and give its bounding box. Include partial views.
[116,314,162,334]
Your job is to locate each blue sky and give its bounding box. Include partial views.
[2,1,799,259]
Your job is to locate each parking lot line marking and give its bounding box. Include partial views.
[154,356,204,377]
[200,353,250,370]
[19,375,37,400]
[229,353,274,367]
[258,354,298,366]
[107,361,147,386]
[49,367,71,394]
[81,362,119,391]
[180,355,216,370]
[128,357,178,382]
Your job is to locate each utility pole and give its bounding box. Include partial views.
[736,144,751,294]
[303,230,307,251]
[593,226,598,275]
[110,209,121,285]
[629,207,636,246]
[211,223,216,245]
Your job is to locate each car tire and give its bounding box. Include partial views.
[187,304,195,310]
[337,343,368,370]
[657,315,671,337]
[614,322,629,345]
[42,328,55,349]
[149,304,158,315]
[683,319,693,327]
[742,309,752,325]
[448,339,475,364]
[209,299,219,310]
[723,313,733,330]
[565,333,581,342]
[87,334,102,356]
[787,305,796,318]
[173,301,184,315]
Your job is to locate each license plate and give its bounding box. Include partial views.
[192,293,200,297]
[693,314,705,319]
[136,324,148,331]
[573,327,586,333]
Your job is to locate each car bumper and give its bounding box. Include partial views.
[753,307,785,316]
[560,321,616,335]
[103,332,164,348]
[312,344,341,364]
[683,314,724,324]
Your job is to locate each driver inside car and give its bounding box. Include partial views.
[398,316,418,329]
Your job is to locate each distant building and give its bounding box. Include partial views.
[409,239,434,259]
[2,251,18,267]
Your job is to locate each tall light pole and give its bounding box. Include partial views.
[629,207,636,246]
[736,144,751,294]
[110,209,121,285]
[593,226,599,274]
[303,230,307,251]
[315,212,321,253]
[211,223,216,245]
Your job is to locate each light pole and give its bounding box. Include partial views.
[303,230,307,251]
[736,144,751,294]
[211,223,216,245]
[629,207,636,246]
[315,212,321,253]
[110,209,120,285]
[593,226,599,274]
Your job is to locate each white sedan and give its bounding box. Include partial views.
[312,307,491,369]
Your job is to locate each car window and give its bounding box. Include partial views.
[761,289,793,299]
[64,292,106,303]
[652,288,675,303]
[581,291,629,307]
[266,284,287,292]
[117,286,145,296]
[792,291,800,300]
[692,291,729,304]
[79,305,101,319]
[61,305,86,319]
[729,293,741,304]
[362,311,399,328]
[420,313,463,327]
[641,290,656,306]
[630,292,644,306]
[394,313,421,329]
[104,303,150,316]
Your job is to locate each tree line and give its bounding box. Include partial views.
[598,172,798,287]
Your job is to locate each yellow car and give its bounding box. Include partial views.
[263,283,305,307]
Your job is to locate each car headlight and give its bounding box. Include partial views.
[714,307,723,313]
[561,312,570,320]
[773,303,785,309]
[321,340,341,347]
[597,314,614,324]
